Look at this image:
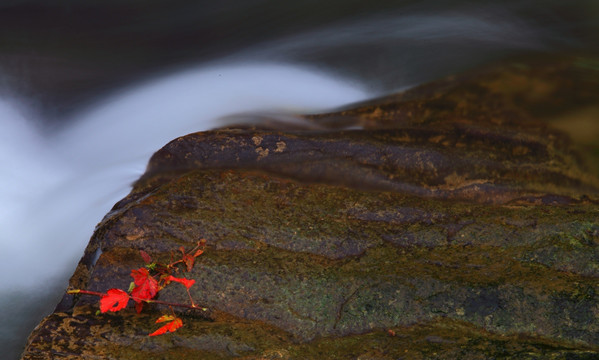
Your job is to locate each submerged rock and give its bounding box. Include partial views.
[21,56,599,359]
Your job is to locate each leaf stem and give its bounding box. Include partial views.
[67,289,209,312]
[67,289,105,297]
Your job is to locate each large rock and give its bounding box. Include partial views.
[21,56,599,359]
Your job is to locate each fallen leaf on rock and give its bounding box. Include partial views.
[99,289,130,313]
[167,275,195,289]
[149,316,183,336]
[130,268,159,308]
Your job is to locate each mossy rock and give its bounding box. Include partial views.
[21,55,599,359]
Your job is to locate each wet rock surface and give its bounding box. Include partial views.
[21,56,599,359]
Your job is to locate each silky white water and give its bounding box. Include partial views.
[0,62,368,353]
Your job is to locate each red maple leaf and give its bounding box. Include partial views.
[130,268,159,303]
[148,315,183,336]
[99,289,130,313]
[167,275,195,289]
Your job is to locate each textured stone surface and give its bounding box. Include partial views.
[21,55,599,359]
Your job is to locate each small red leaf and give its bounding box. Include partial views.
[193,249,204,258]
[182,253,195,272]
[135,301,144,314]
[139,250,152,264]
[167,275,195,289]
[149,317,183,336]
[131,267,151,286]
[99,289,130,313]
[130,268,159,301]
[155,314,176,323]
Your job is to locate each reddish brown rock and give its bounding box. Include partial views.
[21,55,599,359]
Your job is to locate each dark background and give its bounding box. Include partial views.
[1,0,597,122]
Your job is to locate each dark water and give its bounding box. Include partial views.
[2,0,597,121]
[1,1,597,357]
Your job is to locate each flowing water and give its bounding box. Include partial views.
[1,1,597,357]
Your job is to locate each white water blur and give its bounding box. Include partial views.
[0,5,559,293]
[0,62,367,352]
[263,12,550,53]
